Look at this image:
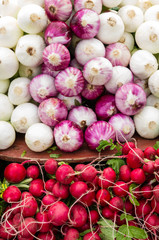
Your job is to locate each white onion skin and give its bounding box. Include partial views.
[0,94,14,121]
[146,94,159,109]
[0,121,16,150]
[57,94,82,110]
[0,79,10,94]
[102,0,122,8]
[74,0,102,14]
[54,120,84,152]
[118,32,135,51]
[85,121,116,150]
[108,113,135,143]
[0,0,20,18]
[134,77,151,97]
[148,70,159,97]
[19,64,41,79]
[17,0,45,7]
[120,0,138,6]
[134,106,159,139]
[81,81,104,100]
[144,5,159,21]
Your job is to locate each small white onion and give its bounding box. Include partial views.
[0,121,16,150]
[57,94,82,110]
[0,79,10,94]
[134,106,159,139]
[74,0,102,14]
[11,103,40,133]
[137,0,152,12]
[102,0,122,8]
[17,0,44,7]
[19,64,41,79]
[144,5,159,21]
[118,32,135,51]
[8,77,31,105]
[148,70,159,97]
[25,122,54,152]
[0,93,14,121]
[150,0,159,4]
[146,94,159,109]
[0,0,20,18]
[134,77,151,97]
[120,0,138,6]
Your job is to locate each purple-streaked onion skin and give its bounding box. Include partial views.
[29,74,58,103]
[44,0,72,22]
[115,83,147,116]
[43,43,70,71]
[134,77,150,97]
[74,0,102,14]
[81,81,104,100]
[108,113,135,143]
[105,66,134,94]
[44,21,72,46]
[95,94,118,120]
[57,94,82,110]
[54,120,84,152]
[83,57,113,86]
[41,63,60,78]
[70,9,100,39]
[55,67,85,97]
[38,98,68,127]
[85,121,116,150]
[105,43,131,67]
[70,58,83,71]
[68,106,97,130]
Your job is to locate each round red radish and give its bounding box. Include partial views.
[36,212,50,233]
[48,201,69,226]
[81,190,95,206]
[64,228,79,240]
[136,200,152,218]
[143,161,155,174]
[126,148,144,169]
[4,163,26,183]
[18,236,34,240]
[44,159,58,175]
[37,231,55,240]
[13,213,23,228]
[21,196,38,217]
[18,217,38,238]
[102,206,114,220]
[96,189,111,207]
[113,181,129,197]
[29,179,44,197]
[109,196,124,212]
[55,164,75,185]
[21,191,33,199]
[131,168,146,184]
[124,199,134,214]
[83,232,101,240]
[151,198,159,214]
[52,181,69,199]
[122,142,136,155]
[42,194,57,209]
[144,147,156,160]
[45,179,56,192]
[153,184,159,201]
[3,185,21,203]
[81,165,97,182]
[70,181,88,199]
[132,186,142,200]
[0,219,16,239]
[119,165,131,182]
[26,165,40,179]
[141,185,153,199]
[98,167,116,188]
[145,214,159,231]
[154,158,159,171]
[70,203,88,228]
[10,202,21,216]
[88,210,99,224]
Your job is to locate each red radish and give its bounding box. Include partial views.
[69,181,88,199]
[151,198,159,214]
[81,165,97,182]
[88,210,99,224]
[96,189,111,207]
[119,165,131,182]
[21,191,33,200]
[153,184,159,201]
[81,191,95,206]
[109,196,124,212]
[74,164,85,181]
[143,161,155,174]
[37,231,56,240]
[41,194,57,209]
[131,168,146,184]
[156,148,159,157]
[21,196,38,217]
[141,185,153,199]
[29,179,44,197]
[10,202,20,216]
[102,206,115,220]
[3,185,21,203]
[44,159,58,175]
[132,186,142,200]
[45,179,56,192]
[124,199,134,214]
[18,236,34,240]
[83,232,101,240]
[63,228,79,240]
[4,163,26,183]
[98,167,116,188]
[112,181,129,197]
[70,203,88,228]
[154,158,159,170]
[144,147,156,160]
[13,212,23,228]
[116,215,126,226]
[136,200,152,217]
[52,181,69,199]
[48,201,69,226]
[26,165,40,179]
[122,142,136,155]
[126,148,144,169]
[145,214,159,231]
[77,222,90,233]
[36,212,50,233]
[18,217,38,238]
[0,219,16,239]
[55,164,75,185]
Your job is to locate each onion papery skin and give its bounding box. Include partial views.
[54,120,84,152]
[38,98,68,127]
[68,106,97,129]
[115,83,147,116]
[57,94,82,110]
[81,81,104,100]
[74,0,102,14]
[85,121,116,150]
[44,21,72,46]
[70,8,100,39]
[95,94,118,120]
[41,63,60,78]
[54,67,85,97]
[108,113,135,143]
[44,0,72,22]
[43,43,70,71]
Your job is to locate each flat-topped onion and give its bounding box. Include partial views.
[0,121,16,150]
[57,94,82,110]
[0,79,10,94]
[118,32,135,51]
[0,94,14,121]
[74,0,102,14]
[0,0,20,18]
[81,81,104,100]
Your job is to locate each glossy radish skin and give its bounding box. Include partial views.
[81,165,97,182]
[102,206,114,220]
[144,147,156,160]
[26,165,40,179]
[126,148,144,169]
[64,228,80,240]
[113,181,129,197]
[153,185,159,202]
[29,179,44,197]
[83,232,101,240]
[143,161,155,174]
[55,164,75,185]
[96,189,111,207]
[98,167,116,188]
[119,165,131,182]
[48,201,69,226]
[70,203,88,228]
[36,212,50,233]
[3,186,21,203]
[45,179,56,192]
[52,181,69,199]
[122,142,136,155]
[21,195,38,217]
[131,168,146,184]
[18,217,38,238]
[70,181,88,199]
[44,158,58,175]
[109,196,124,212]
[4,163,26,183]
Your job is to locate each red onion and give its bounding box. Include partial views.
[54,120,84,152]
[95,94,118,120]
[81,81,104,100]
[115,83,147,116]
[54,67,85,97]
[74,0,102,14]
[105,66,134,94]
[44,0,72,22]
[41,63,60,78]
[29,74,58,103]
[105,42,131,67]
[83,57,113,86]
[58,94,82,110]
[43,43,70,71]
[67,106,97,129]
[85,121,115,150]
[134,77,150,97]
[70,8,100,39]
[108,113,135,143]
[44,21,72,46]
[38,98,68,127]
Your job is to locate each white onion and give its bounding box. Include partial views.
[17,0,44,7]
[102,0,122,8]
[0,93,14,121]
[118,32,135,51]
[134,106,159,139]
[144,5,159,21]
[74,0,102,14]
[0,0,20,18]
[19,64,41,79]
[120,0,138,6]
[148,70,159,97]
[0,121,16,150]
[134,77,151,97]
[137,0,152,12]
[146,94,159,109]
[0,79,10,94]
[57,94,82,110]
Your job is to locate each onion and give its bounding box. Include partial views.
[75,38,105,66]
[134,77,151,97]
[105,43,131,67]
[0,0,20,18]
[0,121,16,150]
[57,94,82,110]
[38,98,68,127]
[17,0,45,7]
[54,67,85,97]
[134,106,159,139]
[19,64,41,79]
[108,113,135,142]
[42,43,70,71]
[83,57,113,86]
[105,66,134,94]
[115,83,147,116]
[44,21,71,46]
[95,94,118,120]
[70,8,100,39]
[41,63,60,78]
[120,0,138,6]
[70,58,83,71]
[74,0,102,14]
[44,0,72,22]
[102,0,122,8]
[54,120,84,152]
[118,32,135,51]
[144,5,159,21]
[0,93,14,121]
[68,106,97,129]
[29,74,58,103]
[81,81,104,100]
[146,94,159,109]
[137,0,152,13]
[85,121,116,150]
[148,70,159,98]
[0,79,10,94]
